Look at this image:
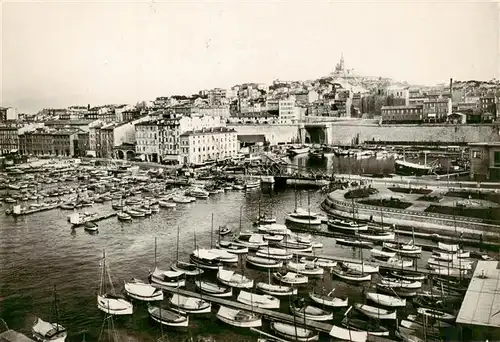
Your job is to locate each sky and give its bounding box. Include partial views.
[1,1,499,113]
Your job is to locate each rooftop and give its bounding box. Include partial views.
[180,127,235,137]
[456,260,500,327]
[381,105,423,110]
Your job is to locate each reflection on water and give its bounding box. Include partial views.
[289,154,397,175]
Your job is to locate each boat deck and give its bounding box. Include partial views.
[159,287,334,334]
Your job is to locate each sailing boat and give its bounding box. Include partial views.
[149,237,186,288]
[171,229,204,276]
[32,286,67,342]
[285,190,321,227]
[97,251,133,315]
[309,288,348,308]
[148,304,189,327]
[257,194,277,225]
[217,254,254,289]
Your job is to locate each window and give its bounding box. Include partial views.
[494,151,500,167]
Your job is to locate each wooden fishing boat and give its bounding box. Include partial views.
[124,278,163,301]
[217,240,249,254]
[117,212,132,221]
[276,240,312,252]
[217,268,254,289]
[246,255,283,269]
[406,314,452,328]
[354,303,396,320]
[357,230,395,241]
[285,208,322,226]
[365,292,406,307]
[148,305,189,327]
[327,219,368,232]
[271,322,319,342]
[189,249,223,269]
[309,291,348,307]
[437,242,459,252]
[237,290,280,309]
[376,284,417,297]
[342,318,390,336]
[171,261,204,276]
[195,280,232,297]
[32,317,67,342]
[263,234,283,242]
[216,306,262,328]
[427,258,473,270]
[256,247,293,260]
[371,257,413,268]
[149,268,185,288]
[256,282,298,296]
[299,257,337,268]
[370,248,396,258]
[291,302,333,321]
[287,261,324,277]
[257,223,289,235]
[331,267,371,282]
[329,325,368,342]
[416,308,456,321]
[158,200,176,208]
[217,225,232,236]
[390,270,426,281]
[336,238,372,248]
[235,233,268,249]
[342,262,379,274]
[383,242,421,255]
[84,221,98,232]
[169,293,211,314]
[433,250,470,260]
[208,248,239,263]
[273,272,308,285]
[379,277,422,289]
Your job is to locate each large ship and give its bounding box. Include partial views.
[394,160,435,176]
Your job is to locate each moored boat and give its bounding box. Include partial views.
[217,268,254,289]
[365,292,406,307]
[194,280,232,297]
[149,268,185,288]
[217,240,249,254]
[336,238,372,248]
[416,307,456,321]
[256,281,298,296]
[383,242,422,255]
[271,322,319,342]
[171,261,204,276]
[237,290,280,309]
[246,255,283,269]
[32,317,67,342]
[257,247,293,260]
[117,211,132,221]
[328,219,369,232]
[287,261,324,277]
[148,305,189,327]
[216,306,262,328]
[273,271,308,285]
[331,267,371,282]
[342,262,379,274]
[291,301,333,321]
[169,293,211,314]
[285,208,322,226]
[357,229,395,241]
[329,325,368,342]
[342,318,390,337]
[309,290,348,307]
[124,278,163,301]
[354,303,396,320]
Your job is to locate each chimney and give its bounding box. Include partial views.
[449,78,453,98]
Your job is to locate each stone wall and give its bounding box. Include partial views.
[228,124,300,145]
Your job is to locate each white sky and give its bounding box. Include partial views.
[1,0,499,113]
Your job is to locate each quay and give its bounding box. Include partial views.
[11,203,60,216]
[158,286,334,334]
[69,212,117,227]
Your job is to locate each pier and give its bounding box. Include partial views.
[158,286,334,334]
[11,203,60,216]
[70,212,117,227]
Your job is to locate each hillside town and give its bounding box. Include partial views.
[1,55,499,167]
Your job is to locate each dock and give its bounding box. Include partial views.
[158,286,334,334]
[70,212,117,227]
[11,203,60,216]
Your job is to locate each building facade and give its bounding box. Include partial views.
[197,105,231,118]
[422,98,451,123]
[278,98,300,124]
[469,142,500,181]
[0,107,18,121]
[18,127,81,156]
[180,127,238,165]
[0,124,20,154]
[381,105,423,124]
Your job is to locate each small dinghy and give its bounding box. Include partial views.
[217,240,249,254]
[331,267,371,282]
[169,293,211,314]
[217,226,232,236]
[342,262,379,274]
[336,238,372,248]
[148,305,189,327]
[417,308,456,321]
[149,268,185,288]
[291,302,333,321]
[237,290,280,309]
[171,261,204,276]
[354,303,396,320]
[124,278,163,301]
[256,282,298,296]
[273,271,308,285]
[370,248,396,258]
[287,261,324,277]
[257,247,293,260]
[271,322,319,342]
[32,317,67,342]
[329,325,368,342]
[342,318,390,336]
[84,221,98,232]
[365,292,406,307]
[216,306,262,328]
[217,268,254,288]
[309,290,348,307]
[117,212,132,221]
[246,255,283,269]
[97,294,133,315]
[300,257,337,268]
[195,280,232,297]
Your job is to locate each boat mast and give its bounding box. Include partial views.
[211,213,214,249]
[155,237,158,269]
[176,227,180,263]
